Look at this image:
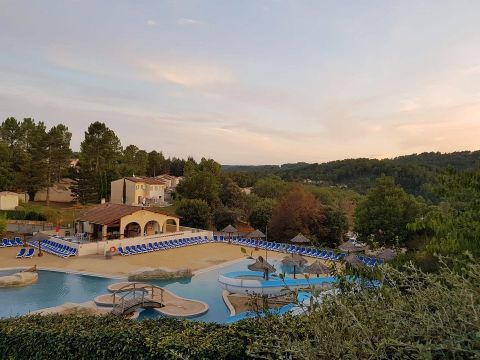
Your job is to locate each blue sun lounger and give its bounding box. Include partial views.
[24,248,35,258]
[118,247,128,256]
[16,248,26,258]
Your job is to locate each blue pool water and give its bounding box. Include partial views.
[0,259,303,323]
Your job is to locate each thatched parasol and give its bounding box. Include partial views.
[248,256,275,280]
[304,261,330,278]
[338,240,367,253]
[221,224,238,234]
[248,229,266,239]
[282,253,308,279]
[221,224,238,243]
[290,233,311,244]
[28,232,51,257]
[345,254,364,269]
[377,248,397,261]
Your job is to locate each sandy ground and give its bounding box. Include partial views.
[0,243,290,276]
[227,293,293,314]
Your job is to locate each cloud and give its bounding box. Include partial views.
[398,98,419,112]
[177,18,205,26]
[146,19,158,26]
[462,65,480,75]
[142,61,234,87]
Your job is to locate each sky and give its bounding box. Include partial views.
[0,0,479,165]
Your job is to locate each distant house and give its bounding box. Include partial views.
[34,178,77,203]
[155,174,183,202]
[155,174,183,188]
[0,191,20,210]
[111,177,167,206]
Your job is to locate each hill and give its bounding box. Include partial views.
[223,151,480,200]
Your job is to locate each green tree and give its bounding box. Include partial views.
[354,176,422,247]
[80,122,122,173]
[248,198,276,233]
[252,176,287,198]
[219,176,244,208]
[43,124,72,205]
[213,206,239,230]
[120,145,148,176]
[176,159,222,206]
[147,151,169,176]
[169,157,186,176]
[176,199,211,229]
[323,207,348,247]
[408,169,480,257]
[77,122,122,202]
[0,215,6,236]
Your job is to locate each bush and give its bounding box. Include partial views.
[3,209,47,221]
[0,259,478,359]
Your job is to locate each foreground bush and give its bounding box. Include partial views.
[1,260,479,359]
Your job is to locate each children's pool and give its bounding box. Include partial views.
[0,259,304,323]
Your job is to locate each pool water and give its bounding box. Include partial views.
[0,258,302,323]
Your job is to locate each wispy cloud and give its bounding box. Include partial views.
[462,65,480,75]
[142,61,234,87]
[146,19,158,26]
[398,98,419,112]
[177,18,205,26]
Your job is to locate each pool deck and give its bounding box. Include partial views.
[0,243,291,277]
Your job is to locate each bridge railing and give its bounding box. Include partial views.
[111,282,165,315]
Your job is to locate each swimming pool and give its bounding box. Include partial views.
[0,258,302,323]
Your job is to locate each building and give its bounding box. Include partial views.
[34,178,77,203]
[155,174,183,188]
[75,203,180,240]
[155,174,183,202]
[110,177,167,206]
[0,192,19,210]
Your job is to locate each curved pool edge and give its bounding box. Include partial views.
[218,271,337,295]
[0,266,127,280]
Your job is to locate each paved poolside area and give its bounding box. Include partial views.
[0,243,289,276]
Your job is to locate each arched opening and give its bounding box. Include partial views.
[124,222,141,238]
[163,219,177,233]
[144,220,161,236]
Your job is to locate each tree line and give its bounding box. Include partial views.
[223,151,480,201]
[0,118,190,204]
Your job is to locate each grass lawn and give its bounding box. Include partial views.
[17,201,92,226]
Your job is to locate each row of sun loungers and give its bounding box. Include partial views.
[117,236,210,256]
[358,255,384,267]
[226,237,348,262]
[210,236,383,266]
[15,248,35,258]
[1,238,23,247]
[27,240,78,258]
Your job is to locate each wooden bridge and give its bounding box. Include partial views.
[111,283,165,316]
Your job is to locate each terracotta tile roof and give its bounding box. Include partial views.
[125,177,167,185]
[76,203,179,225]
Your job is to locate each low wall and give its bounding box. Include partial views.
[77,230,213,256]
[7,220,54,234]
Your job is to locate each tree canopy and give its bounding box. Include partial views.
[354,176,423,247]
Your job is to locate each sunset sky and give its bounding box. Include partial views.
[1,0,479,164]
